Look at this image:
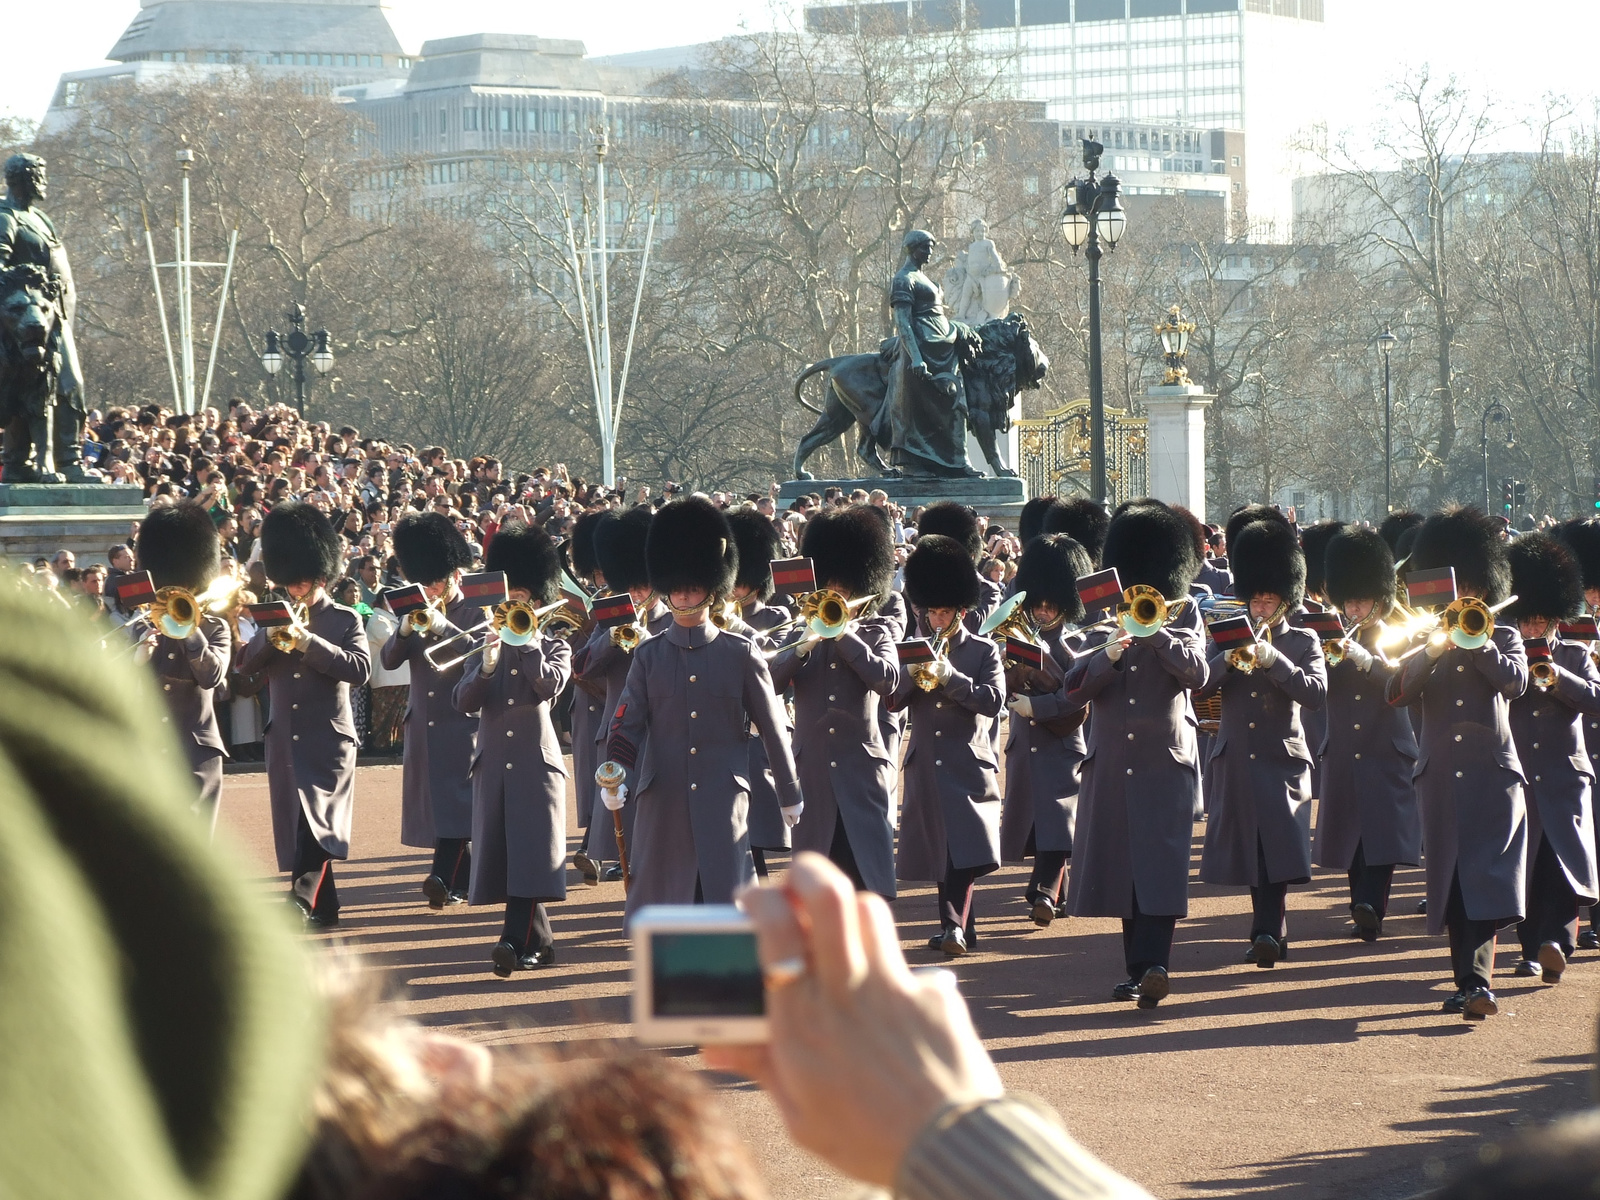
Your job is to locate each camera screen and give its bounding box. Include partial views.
[651,931,764,1017]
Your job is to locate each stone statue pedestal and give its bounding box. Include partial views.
[0,484,146,565]
[1143,384,1213,522]
[777,474,1026,524]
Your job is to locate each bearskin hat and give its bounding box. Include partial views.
[1324,528,1395,609]
[1018,496,1056,546]
[802,504,895,599]
[393,511,472,585]
[1041,497,1110,566]
[1172,506,1209,564]
[1299,521,1346,598]
[569,509,606,581]
[1556,519,1600,591]
[261,501,342,587]
[1231,518,1306,609]
[593,506,652,592]
[903,533,981,612]
[1379,510,1425,556]
[1505,532,1583,622]
[485,521,561,604]
[917,501,983,562]
[726,508,781,601]
[135,501,219,592]
[1224,504,1290,559]
[646,496,737,599]
[1100,500,1199,601]
[1014,534,1090,625]
[1409,506,1511,605]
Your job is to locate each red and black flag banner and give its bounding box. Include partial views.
[1559,616,1598,642]
[771,557,816,596]
[248,599,294,627]
[460,571,509,608]
[591,593,638,628]
[1208,614,1256,649]
[1299,611,1344,638]
[1077,568,1122,617]
[384,583,428,617]
[896,638,936,666]
[1005,636,1045,670]
[1405,566,1457,610]
[113,570,156,608]
[1524,636,1552,662]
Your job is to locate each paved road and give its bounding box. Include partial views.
[218,763,1599,1199]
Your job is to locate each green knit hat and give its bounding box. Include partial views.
[0,578,320,1200]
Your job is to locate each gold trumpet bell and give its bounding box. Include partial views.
[1532,659,1558,690]
[1322,640,1347,667]
[495,599,539,646]
[1227,643,1259,674]
[1442,597,1494,650]
[1116,585,1169,638]
[611,622,643,651]
[804,589,873,639]
[268,601,310,653]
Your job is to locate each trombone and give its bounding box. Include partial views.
[1394,595,1518,661]
[428,599,581,671]
[762,589,876,658]
[1077,587,1195,661]
[144,575,245,641]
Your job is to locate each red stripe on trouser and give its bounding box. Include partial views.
[310,862,329,910]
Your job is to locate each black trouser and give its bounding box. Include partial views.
[1249,838,1288,943]
[1029,850,1069,906]
[1519,835,1580,959]
[1445,871,1497,991]
[937,852,981,936]
[1122,886,1177,977]
[751,847,769,878]
[1348,840,1395,921]
[291,809,339,919]
[502,895,554,954]
[829,811,868,893]
[430,837,472,894]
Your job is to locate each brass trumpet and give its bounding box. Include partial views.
[1532,659,1558,690]
[911,622,957,692]
[268,601,310,653]
[611,621,645,651]
[406,596,444,633]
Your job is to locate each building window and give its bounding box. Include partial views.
[1130,0,1180,15]
[1231,155,1240,166]
[439,108,448,134]
[1184,0,1238,10]
[464,107,479,131]
[499,108,512,132]
[1076,0,1127,18]
[63,81,80,107]
[968,0,1016,27]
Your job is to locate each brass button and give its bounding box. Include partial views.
[1248,722,1256,729]
[1127,733,1134,740]
[1126,768,1133,775]
[935,730,943,737]
[427,690,434,698]
[1533,742,1540,749]
[936,702,943,709]
[935,759,942,766]
[828,727,835,734]
[507,698,515,705]
[830,760,838,767]
[292,734,299,741]
[1250,691,1258,698]
[1454,734,1462,742]
[293,672,302,679]
[1456,699,1464,707]
[1354,753,1361,760]
[689,674,697,682]
[1354,694,1362,701]
[830,662,838,670]
[511,669,518,675]
[506,763,513,769]
[163,684,171,691]
[1455,770,1464,778]
[1031,746,1037,753]
[1353,723,1361,731]
[689,747,697,754]
[690,711,698,718]
[690,783,697,791]
[506,730,513,737]
[428,721,435,727]
[1250,753,1256,759]
[828,694,836,701]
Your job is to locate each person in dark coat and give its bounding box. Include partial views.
[1199,515,1327,968]
[1504,533,1600,982]
[999,534,1092,926]
[1314,527,1421,940]
[382,512,478,908]
[918,502,1001,632]
[1028,500,1205,1005]
[726,507,792,872]
[572,506,668,882]
[566,508,609,882]
[602,497,802,921]
[1386,506,1527,1021]
[769,504,901,898]
[1555,516,1600,949]
[133,500,231,834]
[890,534,1006,956]
[452,522,572,975]
[237,502,371,929]
[1041,497,1110,567]
[1295,520,1345,797]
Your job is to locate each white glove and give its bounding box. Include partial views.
[1344,642,1375,672]
[398,616,416,637]
[481,630,502,673]
[427,608,449,635]
[928,657,953,685]
[135,629,158,665]
[1007,694,1034,719]
[601,782,629,811]
[1253,641,1278,670]
[782,802,804,828]
[1425,633,1448,660]
[288,626,312,653]
[1104,637,1127,664]
[793,633,822,659]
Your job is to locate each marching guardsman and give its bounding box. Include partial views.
[452,524,572,975]
[918,501,1002,631]
[999,534,1093,926]
[1505,533,1600,983]
[1034,501,1205,1005]
[726,507,792,874]
[768,504,902,898]
[237,502,371,930]
[889,534,1006,956]
[1556,517,1600,950]
[566,509,609,882]
[572,506,667,883]
[1296,520,1345,796]
[383,512,479,908]
[132,501,232,833]
[1313,527,1420,941]
[1199,515,1326,968]
[601,497,802,919]
[1387,507,1527,1021]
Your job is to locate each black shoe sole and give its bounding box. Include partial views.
[491,941,519,978]
[1251,936,1279,968]
[573,854,600,886]
[1463,991,1498,1020]
[1539,942,1567,983]
[1031,900,1056,928]
[1351,903,1380,931]
[1138,968,1170,1006]
[422,875,450,909]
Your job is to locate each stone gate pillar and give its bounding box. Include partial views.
[1143,383,1213,521]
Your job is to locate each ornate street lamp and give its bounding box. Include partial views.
[1480,400,1513,516]
[1061,138,1125,505]
[1155,304,1195,386]
[261,303,333,415]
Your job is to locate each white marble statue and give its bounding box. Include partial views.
[947,218,1021,326]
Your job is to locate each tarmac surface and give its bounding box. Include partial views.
[219,760,1600,1200]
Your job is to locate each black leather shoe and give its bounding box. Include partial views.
[1031,899,1056,928]
[1539,941,1567,983]
[1357,926,1378,943]
[305,912,339,931]
[1441,990,1468,1014]
[1136,966,1170,1008]
[602,864,624,883]
[1462,988,1498,1020]
[573,852,601,886]
[491,939,520,978]
[448,891,468,905]
[519,944,557,969]
[1580,928,1600,951]
[1351,903,1380,932]
[926,934,946,951]
[1054,901,1071,919]
[423,875,451,909]
[1514,959,1541,977]
[1249,934,1280,968]
[1416,898,1428,914]
[941,927,968,957]
[1112,979,1141,1002]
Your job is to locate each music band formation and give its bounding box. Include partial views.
[120,488,1600,1020]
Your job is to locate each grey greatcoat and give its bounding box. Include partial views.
[1314,625,1422,869]
[742,599,794,851]
[381,591,481,847]
[1509,639,1600,903]
[147,614,231,814]
[1199,619,1327,887]
[574,601,672,862]
[1001,626,1086,861]
[609,622,802,918]
[768,615,902,897]
[890,623,1006,882]
[453,635,572,902]
[571,664,606,832]
[1290,601,1331,797]
[1039,604,1209,919]
[1387,627,1529,934]
[237,595,371,871]
[876,591,910,763]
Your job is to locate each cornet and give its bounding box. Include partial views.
[406,596,445,634]
[1532,659,1558,690]
[911,621,957,692]
[268,601,310,653]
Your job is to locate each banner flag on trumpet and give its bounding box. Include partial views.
[1208,614,1256,649]
[1077,568,1122,616]
[460,571,510,608]
[1405,567,1457,609]
[1560,616,1599,642]
[1005,636,1045,671]
[771,557,816,596]
[591,593,638,628]
[385,584,428,617]
[1299,611,1344,638]
[113,571,157,609]
[1525,636,1552,662]
[247,600,295,627]
[896,639,936,666]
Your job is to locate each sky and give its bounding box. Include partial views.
[7,0,1600,141]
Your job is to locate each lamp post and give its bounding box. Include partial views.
[1061,139,1126,505]
[1377,325,1397,517]
[261,303,333,415]
[1480,400,1512,515]
[1154,304,1195,385]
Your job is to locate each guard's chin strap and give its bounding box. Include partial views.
[665,595,716,617]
